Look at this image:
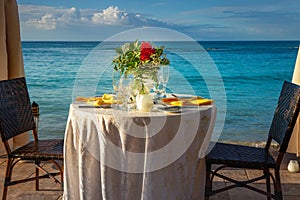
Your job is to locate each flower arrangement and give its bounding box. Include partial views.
[113,40,170,75]
[112,40,170,94]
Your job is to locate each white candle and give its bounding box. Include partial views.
[136,94,154,112]
[287,160,299,173]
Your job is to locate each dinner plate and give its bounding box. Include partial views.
[78,104,112,109]
[158,106,182,113]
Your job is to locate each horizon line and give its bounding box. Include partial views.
[21,39,300,42]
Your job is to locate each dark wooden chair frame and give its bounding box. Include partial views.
[205,81,300,200]
[0,77,64,200]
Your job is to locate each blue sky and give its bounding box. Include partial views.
[17,0,300,41]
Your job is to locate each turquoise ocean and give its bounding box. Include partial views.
[23,41,300,142]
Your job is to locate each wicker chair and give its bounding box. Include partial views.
[205,81,300,200]
[0,77,64,200]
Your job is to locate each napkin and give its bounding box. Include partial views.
[102,94,114,104]
[190,98,213,105]
[162,96,213,106]
[87,99,104,106]
[162,97,178,103]
[76,96,102,102]
[76,94,122,106]
[170,101,184,106]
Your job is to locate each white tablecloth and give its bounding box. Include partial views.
[63,103,216,200]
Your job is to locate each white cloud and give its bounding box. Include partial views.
[26,13,57,30]
[20,6,85,29]
[18,5,171,30]
[92,6,128,25]
[59,7,81,24]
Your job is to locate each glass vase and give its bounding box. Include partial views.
[132,65,159,95]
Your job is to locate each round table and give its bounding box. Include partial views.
[63,102,216,200]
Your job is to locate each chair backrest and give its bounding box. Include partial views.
[0,77,36,142]
[268,81,300,154]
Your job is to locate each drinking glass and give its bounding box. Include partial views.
[112,70,121,94]
[154,65,169,99]
[112,70,122,109]
[118,74,133,111]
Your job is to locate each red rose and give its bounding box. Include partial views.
[140,42,156,61]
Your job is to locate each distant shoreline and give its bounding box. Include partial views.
[21,40,300,43]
